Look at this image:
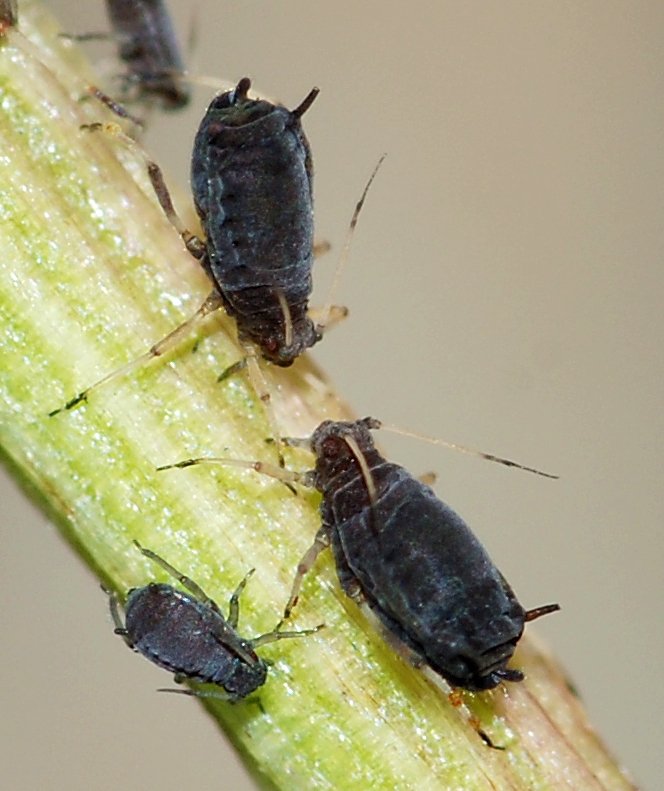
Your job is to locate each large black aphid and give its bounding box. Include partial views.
[50,77,325,417]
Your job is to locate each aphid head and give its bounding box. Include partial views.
[259,318,321,367]
[309,418,382,484]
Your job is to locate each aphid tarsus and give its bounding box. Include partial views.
[107,541,322,700]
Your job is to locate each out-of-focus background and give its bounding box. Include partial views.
[2,1,662,788]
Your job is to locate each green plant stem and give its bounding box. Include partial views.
[0,3,636,789]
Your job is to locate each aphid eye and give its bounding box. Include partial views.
[263,338,279,354]
[321,436,343,458]
[207,121,224,138]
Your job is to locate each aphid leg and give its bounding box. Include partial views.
[218,344,286,467]
[58,31,111,42]
[84,88,205,259]
[284,526,331,619]
[102,585,132,646]
[226,568,256,629]
[359,600,505,748]
[158,685,235,701]
[145,156,206,259]
[250,621,324,650]
[157,455,314,488]
[87,85,144,128]
[421,667,504,750]
[248,355,288,467]
[48,291,224,415]
[133,540,223,616]
[446,687,504,750]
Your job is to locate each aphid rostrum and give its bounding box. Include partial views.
[107,541,322,700]
[158,419,558,741]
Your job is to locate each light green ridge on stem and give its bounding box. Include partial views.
[0,3,636,789]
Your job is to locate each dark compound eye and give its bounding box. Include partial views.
[321,436,344,458]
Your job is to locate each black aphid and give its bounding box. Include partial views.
[159,418,559,693]
[107,541,322,700]
[50,77,323,418]
[190,76,320,365]
[105,0,190,110]
[295,418,560,692]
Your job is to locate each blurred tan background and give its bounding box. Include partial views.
[2,1,662,789]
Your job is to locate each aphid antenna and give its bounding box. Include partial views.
[315,154,387,336]
[376,421,559,480]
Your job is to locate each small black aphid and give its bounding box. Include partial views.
[104,0,190,110]
[0,0,17,32]
[160,419,559,694]
[107,541,322,701]
[50,77,321,416]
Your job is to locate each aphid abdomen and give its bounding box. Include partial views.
[329,468,527,690]
[125,585,240,688]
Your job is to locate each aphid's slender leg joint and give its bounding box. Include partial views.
[227,568,255,629]
[102,584,133,648]
[250,621,325,650]
[157,686,235,701]
[217,357,247,383]
[133,540,221,613]
[284,526,331,619]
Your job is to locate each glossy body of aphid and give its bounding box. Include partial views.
[304,418,559,691]
[107,543,320,700]
[105,0,189,110]
[191,76,320,365]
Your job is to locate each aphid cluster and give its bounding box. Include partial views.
[52,0,559,745]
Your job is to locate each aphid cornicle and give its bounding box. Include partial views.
[107,542,322,701]
[104,0,190,110]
